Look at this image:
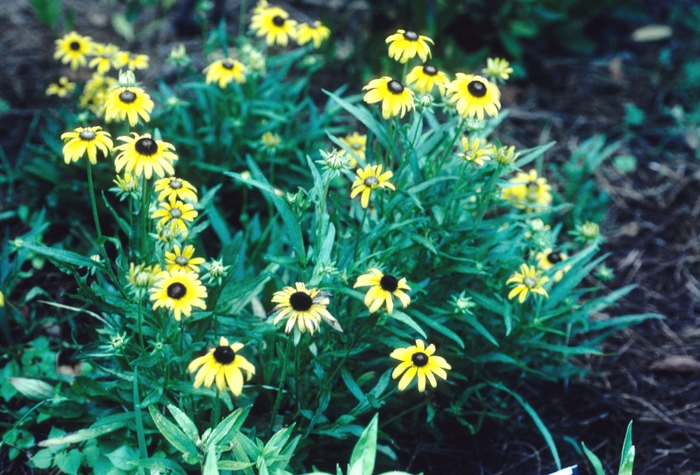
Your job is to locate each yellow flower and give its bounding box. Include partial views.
[104,86,154,127]
[203,59,247,88]
[154,176,198,202]
[535,248,570,283]
[113,51,150,71]
[385,29,433,64]
[60,126,113,165]
[261,131,281,149]
[80,74,117,115]
[165,244,206,273]
[405,64,450,96]
[150,269,207,321]
[296,21,330,49]
[89,43,120,74]
[46,77,76,98]
[270,283,342,335]
[354,268,411,314]
[458,136,493,167]
[127,262,161,290]
[112,173,139,200]
[501,169,552,211]
[390,339,451,392]
[446,73,501,121]
[0,291,4,307]
[188,337,255,397]
[250,6,298,47]
[339,132,366,164]
[482,57,513,83]
[114,133,178,180]
[54,31,93,70]
[363,76,414,120]
[151,197,198,236]
[350,164,395,209]
[506,263,549,303]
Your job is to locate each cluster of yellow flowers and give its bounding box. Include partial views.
[250,0,330,48]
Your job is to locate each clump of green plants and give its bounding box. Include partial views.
[1,1,658,474]
[582,421,635,475]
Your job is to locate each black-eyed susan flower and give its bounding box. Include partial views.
[506,263,549,303]
[495,144,518,165]
[270,283,342,335]
[114,133,178,179]
[459,136,493,167]
[165,244,206,273]
[150,269,208,321]
[501,169,552,211]
[297,21,330,49]
[535,248,570,283]
[203,59,247,88]
[80,73,117,115]
[350,164,395,209]
[88,43,120,74]
[151,197,198,236]
[111,173,139,201]
[385,29,433,64]
[354,268,410,314]
[113,51,150,71]
[406,65,450,96]
[363,77,414,120]
[250,5,298,47]
[482,57,513,83]
[446,73,501,121]
[188,337,255,396]
[60,126,113,165]
[127,262,161,293]
[46,77,76,98]
[104,86,154,127]
[154,176,198,203]
[261,131,281,151]
[339,132,367,163]
[390,339,451,392]
[54,31,93,70]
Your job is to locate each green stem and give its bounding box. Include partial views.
[353,207,370,261]
[470,164,503,237]
[446,161,468,221]
[401,62,409,84]
[314,173,333,261]
[140,176,149,259]
[239,0,248,40]
[137,298,145,351]
[133,367,149,475]
[211,388,221,427]
[379,399,427,429]
[268,338,291,437]
[433,117,466,177]
[386,118,395,171]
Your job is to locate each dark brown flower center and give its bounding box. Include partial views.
[403,31,419,41]
[467,80,487,98]
[167,282,187,299]
[135,138,158,155]
[169,178,183,189]
[119,90,137,103]
[412,352,428,367]
[79,129,97,141]
[546,252,562,264]
[222,60,234,70]
[423,65,438,76]
[213,345,236,364]
[289,291,313,311]
[175,256,189,266]
[387,80,404,94]
[364,176,379,187]
[169,208,183,219]
[272,16,285,27]
[380,274,399,292]
[69,41,81,51]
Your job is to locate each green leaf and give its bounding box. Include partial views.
[619,421,634,475]
[134,458,187,475]
[456,313,498,346]
[348,413,378,475]
[412,311,465,349]
[28,0,62,30]
[39,413,133,446]
[217,461,256,470]
[582,442,606,475]
[8,378,53,399]
[543,246,604,310]
[203,448,219,475]
[55,449,83,475]
[14,241,95,269]
[324,90,387,147]
[389,310,427,339]
[167,404,199,444]
[106,445,140,471]
[148,406,200,463]
[207,405,251,449]
[30,448,53,469]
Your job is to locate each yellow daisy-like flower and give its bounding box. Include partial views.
[535,248,571,283]
[339,132,367,163]
[54,31,93,70]
[114,133,178,179]
[250,6,298,47]
[385,29,434,64]
[506,263,549,303]
[270,283,342,335]
[261,131,281,149]
[405,65,450,96]
[501,169,552,211]
[89,43,120,74]
[165,244,206,273]
[112,172,139,200]
[151,197,198,236]
[354,268,411,314]
[203,59,247,88]
[150,269,208,321]
[127,262,161,290]
[46,77,76,98]
[296,21,330,49]
[363,76,414,120]
[390,339,451,392]
[482,57,513,83]
[60,126,113,166]
[188,337,255,397]
[80,74,118,115]
[104,86,154,127]
[154,176,198,203]
[458,136,493,167]
[113,51,150,71]
[446,73,501,121]
[350,164,395,209]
